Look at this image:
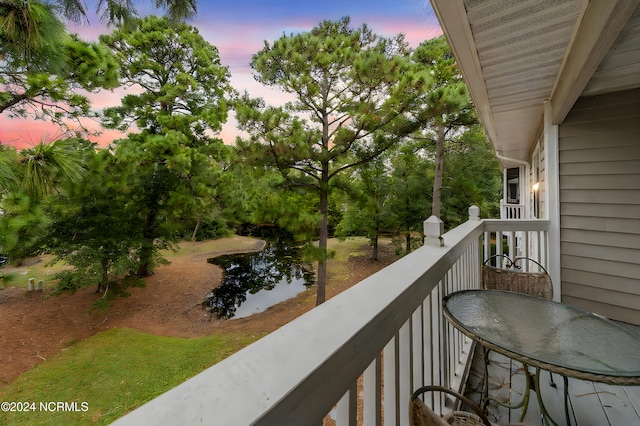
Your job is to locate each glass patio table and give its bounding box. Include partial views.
[442,290,640,425]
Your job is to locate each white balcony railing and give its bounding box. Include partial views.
[113,207,550,426]
[500,202,525,219]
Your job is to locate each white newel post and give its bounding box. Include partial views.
[423,215,444,247]
[469,205,480,221]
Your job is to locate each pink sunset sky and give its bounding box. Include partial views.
[0,0,442,150]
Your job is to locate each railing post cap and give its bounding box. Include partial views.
[469,205,480,221]
[423,215,444,247]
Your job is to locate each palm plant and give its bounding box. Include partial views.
[18,138,85,199]
[0,1,68,72]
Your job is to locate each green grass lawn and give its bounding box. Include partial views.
[0,328,260,425]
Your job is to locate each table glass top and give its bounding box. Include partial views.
[443,290,640,378]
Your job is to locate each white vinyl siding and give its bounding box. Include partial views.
[558,88,640,325]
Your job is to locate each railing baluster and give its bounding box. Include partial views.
[423,296,433,390]
[363,355,382,426]
[483,231,490,262]
[412,308,423,399]
[399,320,411,426]
[335,383,357,426]
[384,335,398,426]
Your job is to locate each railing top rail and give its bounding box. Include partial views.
[113,219,486,426]
[483,219,550,232]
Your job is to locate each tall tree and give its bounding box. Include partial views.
[411,35,476,219]
[100,15,233,276]
[440,124,502,227]
[387,141,432,254]
[334,153,393,261]
[0,0,119,131]
[45,144,143,294]
[236,17,427,305]
[1,0,196,132]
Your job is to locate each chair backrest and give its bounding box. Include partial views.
[409,385,492,426]
[409,397,449,426]
[482,255,553,300]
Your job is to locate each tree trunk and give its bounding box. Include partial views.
[191,214,201,242]
[371,224,379,261]
[432,124,445,218]
[405,190,411,254]
[98,258,109,293]
[316,186,329,306]
[137,209,158,277]
[137,179,160,277]
[137,241,154,277]
[405,229,411,255]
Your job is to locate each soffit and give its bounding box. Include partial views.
[432,0,640,167]
[459,0,585,164]
[582,5,640,97]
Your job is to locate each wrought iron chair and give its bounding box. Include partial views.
[409,385,493,426]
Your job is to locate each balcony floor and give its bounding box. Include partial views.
[466,323,640,426]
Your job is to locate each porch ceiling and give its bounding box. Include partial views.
[431,0,640,167]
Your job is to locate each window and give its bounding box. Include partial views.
[506,167,520,204]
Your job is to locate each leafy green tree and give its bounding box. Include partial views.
[100,15,233,276]
[1,0,196,133]
[236,17,427,305]
[0,1,119,131]
[411,35,476,219]
[334,153,393,260]
[441,125,502,227]
[44,144,143,295]
[0,190,50,261]
[0,138,85,261]
[387,141,432,254]
[0,145,19,192]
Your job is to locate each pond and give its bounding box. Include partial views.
[202,234,315,319]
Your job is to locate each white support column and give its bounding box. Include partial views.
[544,100,562,301]
[502,168,507,208]
[520,164,528,217]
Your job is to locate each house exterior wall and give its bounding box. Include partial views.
[558,88,640,325]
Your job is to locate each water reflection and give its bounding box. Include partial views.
[202,236,315,319]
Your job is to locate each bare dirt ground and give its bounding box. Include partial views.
[0,236,397,389]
